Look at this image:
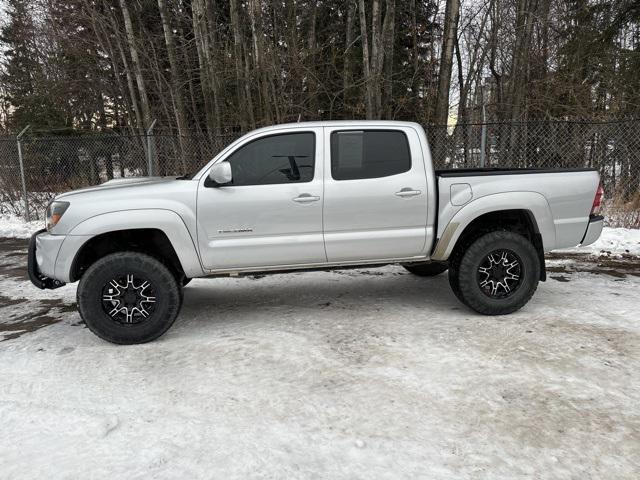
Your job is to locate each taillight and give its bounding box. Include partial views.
[591,183,604,215]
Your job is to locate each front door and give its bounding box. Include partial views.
[197,128,326,270]
[322,126,429,262]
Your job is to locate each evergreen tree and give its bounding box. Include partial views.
[0,0,66,130]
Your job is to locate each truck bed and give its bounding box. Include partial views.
[434,167,600,254]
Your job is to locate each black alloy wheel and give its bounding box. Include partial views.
[101,273,157,325]
[476,249,523,299]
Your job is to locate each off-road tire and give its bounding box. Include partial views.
[77,252,182,344]
[448,230,540,315]
[403,262,448,276]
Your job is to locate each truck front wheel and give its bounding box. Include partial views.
[448,231,540,315]
[77,252,182,344]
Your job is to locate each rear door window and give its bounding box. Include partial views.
[330,130,411,180]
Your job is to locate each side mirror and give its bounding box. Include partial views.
[208,162,232,186]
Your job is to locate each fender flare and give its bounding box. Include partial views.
[431,191,556,261]
[57,209,204,281]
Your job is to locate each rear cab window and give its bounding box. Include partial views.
[330,130,411,180]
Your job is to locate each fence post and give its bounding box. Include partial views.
[479,104,487,168]
[146,119,157,176]
[16,125,31,222]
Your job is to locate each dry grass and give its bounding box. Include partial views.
[603,191,640,229]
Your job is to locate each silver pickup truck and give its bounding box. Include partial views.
[28,121,604,344]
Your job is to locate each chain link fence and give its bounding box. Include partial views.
[0,131,242,219]
[1,118,639,221]
[428,118,640,182]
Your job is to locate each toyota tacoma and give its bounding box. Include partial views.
[28,121,605,344]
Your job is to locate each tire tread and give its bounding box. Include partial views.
[77,252,182,344]
[448,230,540,315]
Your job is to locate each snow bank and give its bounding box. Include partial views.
[0,214,42,238]
[557,226,640,257]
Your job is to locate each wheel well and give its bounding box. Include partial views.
[71,229,185,282]
[451,209,546,280]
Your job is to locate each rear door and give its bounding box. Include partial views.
[322,126,429,262]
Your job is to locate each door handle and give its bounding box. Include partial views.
[293,194,320,203]
[395,188,422,197]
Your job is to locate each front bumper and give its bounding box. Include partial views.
[580,215,604,247]
[28,229,66,289]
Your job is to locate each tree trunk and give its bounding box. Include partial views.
[249,0,273,124]
[358,0,374,118]
[192,0,217,135]
[230,0,255,128]
[370,0,382,116]
[382,0,396,118]
[176,20,204,135]
[359,0,395,119]
[108,10,144,134]
[158,0,188,172]
[508,0,538,166]
[508,0,538,122]
[343,0,356,112]
[91,9,138,135]
[305,0,319,118]
[434,0,460,125]
[455,0,491,125]
[119,0,152,129]
[204,0,223,132]
[97,94,114,179]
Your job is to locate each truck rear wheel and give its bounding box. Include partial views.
[448,231,540,315]
[77,252,182,344]
[403,261,448,276]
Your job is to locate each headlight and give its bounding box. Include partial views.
[46,201,70,231]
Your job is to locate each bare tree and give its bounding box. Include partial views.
[1,0,638,138]
[358,0,396,119]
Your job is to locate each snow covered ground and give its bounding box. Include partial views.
[0,232,639,479]
[0,214,42,239]
[556,226,640,257]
